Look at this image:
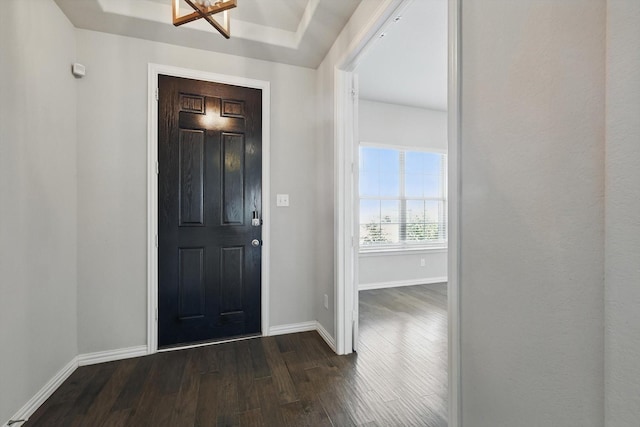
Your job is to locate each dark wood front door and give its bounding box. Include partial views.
[158,75,262,348]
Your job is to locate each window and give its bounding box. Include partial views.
[359,145,447,250]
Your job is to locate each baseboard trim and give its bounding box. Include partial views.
[315,321,337,353]
[268,321,317,336]
[358,277,448,291]
[4,324,338,426]
[77,345,148,367]
[267,321,336,353]
[3,357,78,427]
[4,345,148,426]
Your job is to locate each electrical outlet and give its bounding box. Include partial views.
[323,294,329,310]
[276,194,289,207]
[420,258,426,267]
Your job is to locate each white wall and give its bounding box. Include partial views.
[0,0,78,423]
[605,1,640,424]
[357,100,447,288]
[358,99,447,148]
[460,1,605,425]
[359,250,447,289]
[75,30,317,353]
[5,2,635,426]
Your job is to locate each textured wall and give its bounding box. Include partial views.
[460,1,605,425]
[0,0,78,423]
[605,1,640,425]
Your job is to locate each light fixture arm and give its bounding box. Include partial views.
[173,0,237,39]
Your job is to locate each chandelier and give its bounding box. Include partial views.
[172,0,237,39]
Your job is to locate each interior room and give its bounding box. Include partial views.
[352,0,448,423]
[2,0,640,426]
[356,0,448,295]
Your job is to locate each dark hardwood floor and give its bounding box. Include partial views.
[25,283,447,426]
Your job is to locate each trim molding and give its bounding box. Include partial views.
[333,0,411,356]
[77,346,148,367]
[359,247,448,257]
[3,357,78,427]
[267,321,336,353]
[447,0,462,425]
[315,321,337,353]
[147,63,271,355]
[268,321,317,336]
[5,345,150,426]
[359,277,448,291]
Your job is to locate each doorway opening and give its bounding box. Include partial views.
[333,0,460,425]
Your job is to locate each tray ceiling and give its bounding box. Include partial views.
[54,0,361,68]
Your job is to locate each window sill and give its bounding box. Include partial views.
[359,246,448,257]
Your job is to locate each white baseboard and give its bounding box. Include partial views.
[315,321,337,353]
[3,357,78,427]
[4,324,338,427]
[268,321,317,336]
[267,321,336,353]
[3,345,148,426]
[77,345,148,367]
[358,277,448,291]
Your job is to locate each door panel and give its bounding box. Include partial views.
[178,247,205,319]
[158,75,262,348]
[221,133,245,224]
[178,129,205,226]
[220,246,244,313]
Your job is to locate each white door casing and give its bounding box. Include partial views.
[147,64,271,354]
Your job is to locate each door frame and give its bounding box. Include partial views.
[146,63,271,354]
[333,0,461,425]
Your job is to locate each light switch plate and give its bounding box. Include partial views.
[276,194,289,207]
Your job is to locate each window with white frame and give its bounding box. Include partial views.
[359,144,447,250]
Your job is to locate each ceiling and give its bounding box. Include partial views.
[53,0,447,110]
[145,0,309,32]
[54,0,361,69]
[356,0,448,111]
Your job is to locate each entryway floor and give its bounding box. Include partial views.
[26,283,447,426]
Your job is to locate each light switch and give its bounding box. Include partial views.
[276,194,289,207]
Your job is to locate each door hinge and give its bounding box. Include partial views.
[350,88,357,99]
[155,87,159,101]
[155,307,158,321]
[155,161,159,175]
[154,234,158,248]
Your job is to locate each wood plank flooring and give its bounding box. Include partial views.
[25,283,447,426]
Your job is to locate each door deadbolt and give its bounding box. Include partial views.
[251,239,261,247]
[251,210,261,227]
